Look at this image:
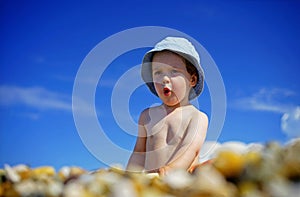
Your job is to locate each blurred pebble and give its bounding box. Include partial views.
[1,138,299,197]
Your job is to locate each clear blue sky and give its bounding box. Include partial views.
[1,0,299,170]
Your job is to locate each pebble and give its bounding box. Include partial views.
[0,138,299,197]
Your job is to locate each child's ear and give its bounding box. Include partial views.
[190,74,197,87]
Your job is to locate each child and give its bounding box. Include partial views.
[126,37,208,175]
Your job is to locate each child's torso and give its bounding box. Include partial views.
[144,105,198,171]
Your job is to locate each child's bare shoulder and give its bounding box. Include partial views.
[139,106,162,125]
[189,106,208,123]
[140,106,161,116]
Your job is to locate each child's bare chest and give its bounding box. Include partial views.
[145,111,191,149]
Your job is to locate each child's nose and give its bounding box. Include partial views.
[162,75,170,84]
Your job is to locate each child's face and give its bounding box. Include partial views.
[152,51,196,106]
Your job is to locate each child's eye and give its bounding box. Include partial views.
[171,69,178,74]
[153,71,162,75]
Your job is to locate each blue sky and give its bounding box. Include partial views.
[1,0,299,170]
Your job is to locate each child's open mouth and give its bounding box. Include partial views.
[163,87,171,97]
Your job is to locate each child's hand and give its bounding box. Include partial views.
[158,165,171,176]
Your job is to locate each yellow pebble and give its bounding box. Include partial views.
[238,181,259,196]
[243,151,261,165]
[31,166,55,177]
[13,165,31,180]
[214,151,245,178]
[0,185,3,197]
[58,166,87,181]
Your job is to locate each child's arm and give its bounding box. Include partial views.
[159,112,208,175]
[126,110,148,171]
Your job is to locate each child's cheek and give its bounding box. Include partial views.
[153,82,162,94]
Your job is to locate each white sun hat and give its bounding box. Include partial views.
[141,36,204,100]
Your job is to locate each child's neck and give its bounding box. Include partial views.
[162,102,191,114]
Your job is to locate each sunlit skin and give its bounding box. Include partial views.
[127,51,208,175]
[152,52,192,109]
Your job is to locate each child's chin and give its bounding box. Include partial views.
[162,100,180,107]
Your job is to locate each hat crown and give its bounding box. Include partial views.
[153,37,200,64]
